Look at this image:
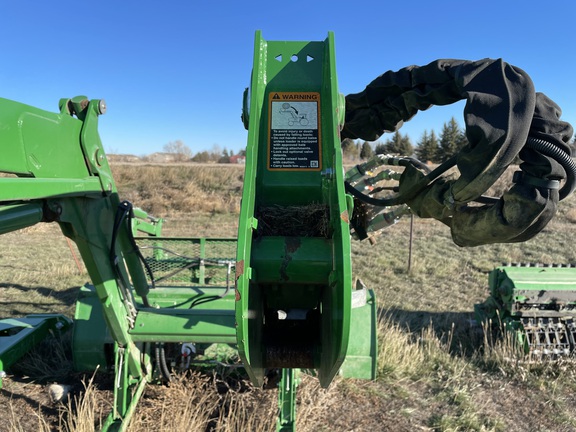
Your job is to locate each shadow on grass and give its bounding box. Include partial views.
[379,306,485,357]
[0,282,79,308]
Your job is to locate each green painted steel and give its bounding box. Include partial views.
[0,96,151,425]
[134,236,236,286]
[0,314,72,388]
[277,369,300,432]
[477,266,576,321]
[236,31,352,388]
[131,207,164,237]
[1,33,378,430]
[73,284,113,371]
[0,97,89,179]
[476,265,576,358]
[339,286,377,380]
[0,203,44,235]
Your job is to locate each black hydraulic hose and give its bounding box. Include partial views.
[110,203,151,309]
[111,201,153,308]
[188,263,233,309]
[525,137,576,200]
[346,137,576,208]
[397,157,432,174]
[155,343,172,382]
[345,154,458,207]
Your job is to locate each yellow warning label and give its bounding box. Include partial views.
[271,92,319,101]
[268,92,321,171]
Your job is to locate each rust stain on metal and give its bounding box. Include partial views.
[340,210,349,224]
[235,260,244,280]
[235,289,241,302]
[285,236,301,253]
[280,237,301,281]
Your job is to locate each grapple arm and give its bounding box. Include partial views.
[341,59,575,246]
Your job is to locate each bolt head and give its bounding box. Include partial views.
[98,99,107,115]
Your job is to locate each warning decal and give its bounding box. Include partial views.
[268,92,321,170]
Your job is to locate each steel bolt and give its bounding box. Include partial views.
[98,99,107,115]
[95,149,104,166]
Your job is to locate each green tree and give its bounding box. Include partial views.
[341,138,360,160]
[218,147,231,163]
[360,141,374,159]
[416,130,440,163]
[192,150,210,163]
[439,117,464,161]
[374,141,387,155]
[384,131,413,156]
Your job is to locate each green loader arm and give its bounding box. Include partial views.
[0,96,152,429]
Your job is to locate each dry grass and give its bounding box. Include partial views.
[128,373,276,432]
[4,163,576,431]
[57,373,107,432]
[111,164,244,216]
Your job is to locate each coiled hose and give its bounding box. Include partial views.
[345,137,576,209]
[526,137,576,200]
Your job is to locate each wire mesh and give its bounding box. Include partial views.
[135,237,236,287]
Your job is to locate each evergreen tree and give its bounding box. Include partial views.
[415,130,440,163]
[341,138,360,160]
[218,147,231,163]
[384,131,413,156]
[439,117,462,161]
[360,141,374,159]
[374,141,387,155]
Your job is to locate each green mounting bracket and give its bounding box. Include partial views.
[236,31,352,388]
[277,368,300,431]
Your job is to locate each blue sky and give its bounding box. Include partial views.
[1,1,574,156]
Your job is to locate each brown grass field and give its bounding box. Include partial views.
[3,163,576,431]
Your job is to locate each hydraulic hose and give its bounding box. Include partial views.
[111,201,153,308]
[346,135,576,209]
[525,137,576,200]
[344,154,457,207]
[155,343,172,382]
[341,59,574,246]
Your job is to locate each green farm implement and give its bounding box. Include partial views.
[0,32,377,431]
[476,264,576,358]
[1,30,575,431]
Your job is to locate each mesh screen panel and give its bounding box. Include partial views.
[135,237,236,287]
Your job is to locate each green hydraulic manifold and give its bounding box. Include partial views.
[236,31,352,388]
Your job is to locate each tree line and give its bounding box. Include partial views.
[163,118,575,164]
[163,140,244,163]
[342,117,469,162]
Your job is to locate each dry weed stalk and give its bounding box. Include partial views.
[59,372,104,432]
